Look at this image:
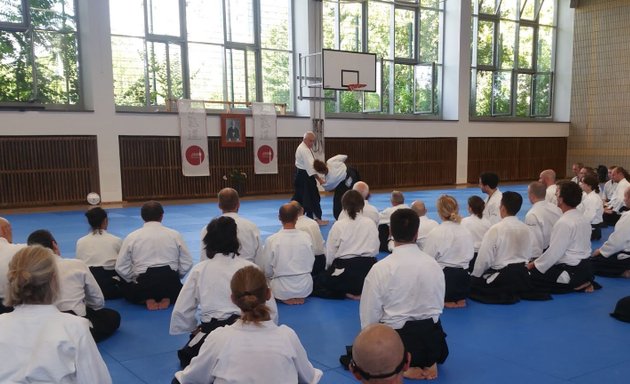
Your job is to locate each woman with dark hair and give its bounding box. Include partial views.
[173,266,322,384]
[423,195,475,308]
[0,246,111,383]
[170,216,278,368]
[578,174,604,240]
[313,190,379,300]
[461,195,491,271]
[75,207,123,298]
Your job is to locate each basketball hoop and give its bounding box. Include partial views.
[346,83,367,92]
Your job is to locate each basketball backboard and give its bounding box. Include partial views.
[322,49,377,92]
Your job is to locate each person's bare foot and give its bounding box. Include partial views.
[403,367,426,380]
[574,282,594,293]
[345,293,361,300]
[622,270,630,278]
[157,298,171,309]
[445,299,467,308]
[282,298,305,305]
[145,299,159,310]
[422,363,438,380]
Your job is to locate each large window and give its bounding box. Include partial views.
[322,0,443,116]
[471,0,556,118]
[110,0,293,110]
[0,0,80,107]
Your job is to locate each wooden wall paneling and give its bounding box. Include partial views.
[468,137,567,183]
[119,136,457,202]
[0,136,99,208]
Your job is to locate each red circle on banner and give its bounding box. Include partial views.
[185,145,205,166]
[257,145,274,164]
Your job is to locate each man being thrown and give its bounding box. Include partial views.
[116,201,193,310]
[292,131,328,225]
[349,324,411,384]
[257,203,315,305]
[360,208,448,380]
[528,181,599,293]
[470,192,539,304]
[591,186,630,278]
[313,155,360,220]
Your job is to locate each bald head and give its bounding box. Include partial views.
[0,217,12,243]
[410,200,427,217]
[353,181,370,200]
[351,324,407,383]
[218,188,240,212]
[539,169,556,186]
[289,200,304,216]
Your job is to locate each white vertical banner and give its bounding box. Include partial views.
[252,102,278,174]
[178,99,210,176]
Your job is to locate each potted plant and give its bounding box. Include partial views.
[223,168,248,196]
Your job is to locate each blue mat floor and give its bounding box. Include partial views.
[4,184,630,383]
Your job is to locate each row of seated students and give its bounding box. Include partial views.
[3,173,630,382]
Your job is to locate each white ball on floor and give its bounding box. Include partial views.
[87,192,101,205]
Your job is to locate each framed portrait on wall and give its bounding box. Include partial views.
[221,114,246,148]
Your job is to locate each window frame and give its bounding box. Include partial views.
[322,0,443,118]
[470,0,556,120]
[110,0,294,113]
[0,0,83,110]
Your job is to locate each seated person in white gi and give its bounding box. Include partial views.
[27,229,120,342]
[525,181,562,259]
[479,172,502,225]
[349,324,411,384]
[75,207,123,299]
[201,187,261,262]
[602,165,618,203]
[0,217,26,314]
[591,185,630,278]
[528,181,599,293]
[423,195,474,309]
[170,216,278,368]
[378,191,409,252]
[603,166,630,226]
[461,196,491,271]
[258,203,314,305]
[338,181,380,225]
[116,201,193,310]
[291,200,326,276]
[570,162,584,184]
[173,266,322,384]
[470,192,540,304]
[577,174,604,240]
[539,169,558,206]
[359,208,448,380]
[397,199,438,252]
[313,190,379,300]
[0,246,112,384]
[313,155,360,220]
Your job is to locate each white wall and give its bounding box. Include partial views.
[0,0,572,203]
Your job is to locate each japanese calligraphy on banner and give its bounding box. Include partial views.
[178,100,210,176]
[252,102,278,174]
